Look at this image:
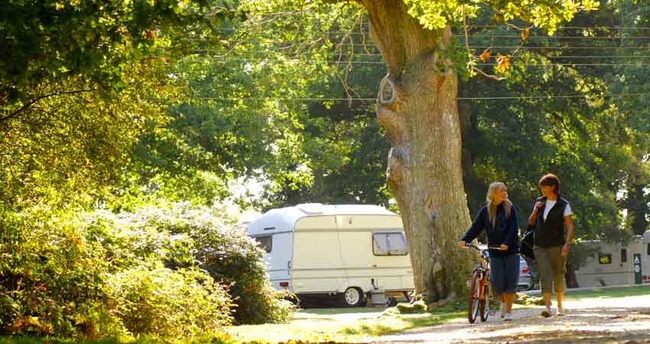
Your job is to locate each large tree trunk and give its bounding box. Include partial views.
[360,0,474,301]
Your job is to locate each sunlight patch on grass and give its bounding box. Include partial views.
[227,302,466,343]
[564,284,650,302]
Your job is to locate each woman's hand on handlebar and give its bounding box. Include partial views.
[458,241,468,248]
[499,244,508,251]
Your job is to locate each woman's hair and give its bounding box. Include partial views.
[486,182,512,226]
[539,173,560,195]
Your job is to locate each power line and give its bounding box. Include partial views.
[195,35,650,46]
[464,35,650,40]
[192,93,648,102]
[182,57,650,66]
[215,25,650,35]
[192,43,650,54]
[192,50,650,59]
[196,40,650,46]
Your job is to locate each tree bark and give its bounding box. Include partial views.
[565,262,579,288]
[359,0,474,301]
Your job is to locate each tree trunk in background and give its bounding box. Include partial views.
[629,183,649,235]
[565,261,579,288]
[360,0,474,301]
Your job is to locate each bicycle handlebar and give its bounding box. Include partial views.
[463,243,503,251]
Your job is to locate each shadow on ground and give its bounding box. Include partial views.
[370,305,650,343]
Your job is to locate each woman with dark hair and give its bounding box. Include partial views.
[459,182,520,321]
[529,173,574,317]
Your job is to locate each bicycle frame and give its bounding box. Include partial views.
[466,244,494,323]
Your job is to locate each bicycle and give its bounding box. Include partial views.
[463,243,499,323]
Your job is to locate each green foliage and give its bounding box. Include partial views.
[462,49,610,237]
[0,208,109,336]
[106,266,232,337]
[0,201,288,338]
[0,334,238,344]
[179,1,395,209]
[459,2,649,242]
[404,0,599,33]
[110,203,294,324]
[0,0,223,106]
[0,59,185,212]
[0,0,228,213]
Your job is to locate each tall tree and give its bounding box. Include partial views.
[240,0,598,301]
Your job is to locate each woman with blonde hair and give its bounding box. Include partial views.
[459,182,520,321]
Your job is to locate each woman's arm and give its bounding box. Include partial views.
[503,204,519,249]
[562,215,574,256]
[459,207,486,246]
[528,201,543,226]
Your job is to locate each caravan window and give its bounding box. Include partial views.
[373,232,408,256]
[253,236,272,253]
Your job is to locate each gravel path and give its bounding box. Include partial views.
[367,294,650,343]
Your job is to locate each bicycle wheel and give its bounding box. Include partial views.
[467,271,480,324]
[479,278,490,322]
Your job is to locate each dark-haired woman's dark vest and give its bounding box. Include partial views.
[534,197,569,248]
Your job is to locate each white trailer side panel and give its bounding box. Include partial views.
[575,240,643,287]
[291,214,414,294]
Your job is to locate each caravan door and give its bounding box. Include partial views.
[249,229,293,291]
[268,231,293,290]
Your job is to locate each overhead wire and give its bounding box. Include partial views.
[187,24,650,103]
[191,93,649,102]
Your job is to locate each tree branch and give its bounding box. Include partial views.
[359,0,445,75]
[0,88,96,123]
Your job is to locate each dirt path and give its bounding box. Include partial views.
[368,294,650,343]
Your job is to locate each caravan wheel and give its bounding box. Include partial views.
[342,287,364,307]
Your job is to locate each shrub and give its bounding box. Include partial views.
[0,208,114,336]
[106,265,232,337]
[0,205,237,339]
[0,201,290,339]
[118,203,294,324]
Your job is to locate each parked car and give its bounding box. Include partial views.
[518,256,535,291]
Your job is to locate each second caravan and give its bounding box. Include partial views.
[247,203,415,307]
[574,230,650,287]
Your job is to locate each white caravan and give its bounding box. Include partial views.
[247,203,415,307]
[574,230,650,287]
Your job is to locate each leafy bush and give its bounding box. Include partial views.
[0,205,236,338]
[114,203,294,324]
[0,201,290,339]
[0,208,113,336]
[106,265,232,337]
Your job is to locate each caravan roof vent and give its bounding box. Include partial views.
[296,203,325,215]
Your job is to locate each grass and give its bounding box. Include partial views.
[563,283,650,301]
[518,284,650,306]
[226,300,466,343]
